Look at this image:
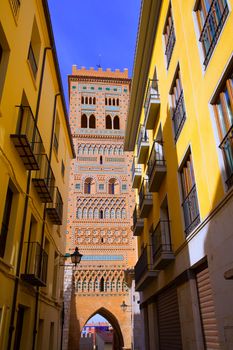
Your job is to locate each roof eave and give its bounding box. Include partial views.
[124,0,162,151]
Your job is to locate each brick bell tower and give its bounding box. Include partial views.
[63,66,136,350]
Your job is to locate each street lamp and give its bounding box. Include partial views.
[120,301,128,312]
[60,246,83,267]
[70,246,83,266]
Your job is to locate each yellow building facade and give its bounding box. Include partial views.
[125,0,233,348]
[0,1,74,350]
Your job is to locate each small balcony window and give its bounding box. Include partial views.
[28,19,41,79]
[213,72,233,188]
[163,4,176,69]
[180,153,200,235]
[195,0,229,68]
[170,68,186,141]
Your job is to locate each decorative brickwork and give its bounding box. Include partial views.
[64,67,135,350]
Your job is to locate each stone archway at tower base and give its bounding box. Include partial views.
[68,294,132,350]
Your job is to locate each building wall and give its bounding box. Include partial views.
[64,66,136,350]
[0,1,74,350]
[125,0,233,349]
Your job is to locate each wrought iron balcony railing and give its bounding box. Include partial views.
[219,124,233,189]
[137,125,149,156]
[21,242,48,287]
[144,79,160,129]
[151,220,174,269]
[132,205,144,236]
[165,19,176,68]
[172,90,186,141]
[32,154,55,203]
[147,141,166,190]
[10,105,43,170]
[199,0,229,68]
[131,157,142,188]
[139,179,152,210]
[182,185,200,235]
[46,187,63,225]
[135,245,157,290]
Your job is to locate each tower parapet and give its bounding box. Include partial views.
[72,65,129,79]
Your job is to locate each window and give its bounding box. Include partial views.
[28,19,41,79]
[0,24,10,101]
[109,98,111,105]
[53,113,60,154]
[0,186,13,258]
[108,178,119,194]
[105,97,108,105]
[85,97,88,104]
[89,114,96,129]
[163,4,176,68]
[100,277,104,292]
[170,67,186,141]
[116,98,119,106]
[13,305,25,350]
[93,97,96,104]
[99,210,103,219]
[122,184,127,191]
[84,178,93,194]
[89,97,92,104]
[81,114,87,128]
[76,208,82,219]
[213,72,233,188]
[81,96,84,104]
[106,115,112,129]
[113,116,120,129]
[99,184,104,190]
[180,152,200,235]
[195,0,229,68]
[75,183,81,190]
[100,155,103,164]
[61,160,65,177]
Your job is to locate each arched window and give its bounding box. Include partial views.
[100,277,104,292]
[83,146,88,154]
[105,208,109,218]
[88,278,94,291]
[116,208,121,219]
[116,278,121,292]
[85,97,88,104]
[99,210,103,219]
[113,99,115,106]
[100,155,103,164]
[105,97,108,105]
[108,178,119,194]
[88,146,93,154]
[89,97,92,104]
[109,98,111,105]
[93,97,96,105]
[83,208,87,219]
[83,278,87,292]
[84,178,93,194]
[116,98,119,106]
[81,96,84,104]
[76,208,82,219]
[77,147,82,155]
[88,208,93,218]
[106,277,111,291]
[94,277,98,291]
[106,115,112,129]
[114,147,118,155]
[113,116,120,129]
[110,208,115,219]
[94,208,98,218]
[81,114,87,128]
[89,114,96,129]
[121,208,126,219]
[99,146,103,154]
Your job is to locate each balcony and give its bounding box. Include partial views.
[199,0,229,68]
[219,125,233,189]
[135,245,157,291]
[21,242,48,287]
[139,179,153,218]
[10,106,43,170]
[151,220,174,270]
[32,154,55,203]
[172,90,186,141]
[147,141,166,192]
[144,79,160,129]
[131,157,142,189]
[132,205,144,236]
[137,125,149,164]
[46,187,63,225]
[182,185,200,235]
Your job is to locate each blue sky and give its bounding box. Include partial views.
[48,0,141,106]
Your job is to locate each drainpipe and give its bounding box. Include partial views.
[32,92,60,350]
[7,47,52,350]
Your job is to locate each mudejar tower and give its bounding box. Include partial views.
[64,66,136,350]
